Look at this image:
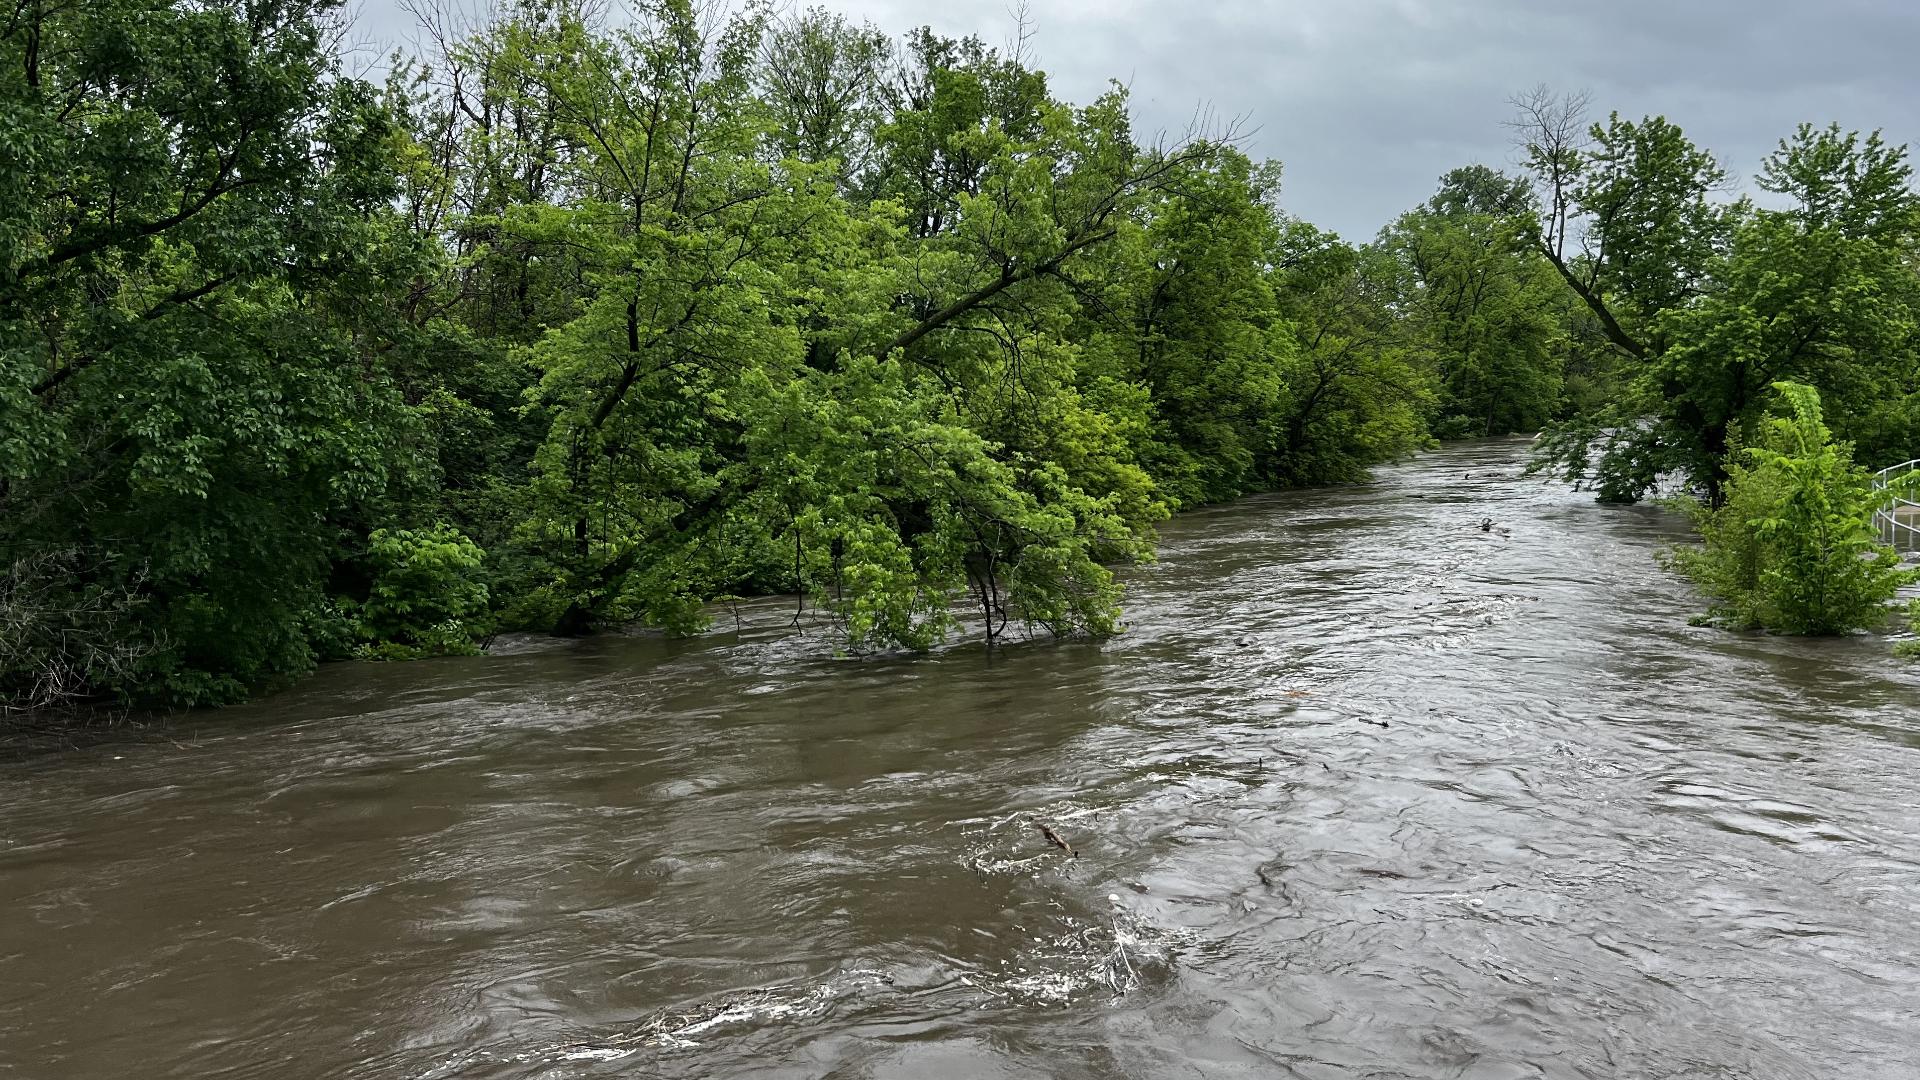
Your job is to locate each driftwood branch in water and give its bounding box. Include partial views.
[1036,821,1077,858]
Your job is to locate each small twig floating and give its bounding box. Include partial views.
[1036,821,1077,858]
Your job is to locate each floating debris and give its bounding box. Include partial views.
[962,804,1100,875]
[1036,821,1077,858]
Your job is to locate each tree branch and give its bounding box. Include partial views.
[1535,239,1646,359]
[879,228,1116,358]
[30,273,238,396]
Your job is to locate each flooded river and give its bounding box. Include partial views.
[4,440,1919,1079]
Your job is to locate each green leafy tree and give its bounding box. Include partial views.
[758,6,892,181]
[1515,91,1920,503]
[1378,166,1565,438]
[1072,147,1295,507]
[1650,126,1920,496]
[409,4,1192,651]
[11,4,1700,709]
[1265,224,1432,486]
[0,0,431,704]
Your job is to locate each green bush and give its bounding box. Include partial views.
[1899,601,1920,660]
[1665,382,1916,636]
[348,526,491,660]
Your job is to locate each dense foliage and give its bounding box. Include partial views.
[1375,165,1564,440]
[1502,91,1920,643]
[1663,383,1914,634]
[5,3,1918,709]
[0,0,1443,708]
[1514,94,1920,505]
[345,526,492,660]
[1,0,433,705]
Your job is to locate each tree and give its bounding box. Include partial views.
[0,0,430,705]
[346,525,492,659]
[1516,91,1920,503]
[1510,89,1730,362]
[758,7,891,181]
[1068,145,1291,507]
[1649,126,1920,495]
[1266,225,1431,486]
[1378,166,1565,438]
[409,4,1206,650]
[12,6,1701,709]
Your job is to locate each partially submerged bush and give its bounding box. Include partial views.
[1665,383,1916,636]
[346,526,491,660]
[1899,601,1920,660]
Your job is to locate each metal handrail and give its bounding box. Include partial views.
[1872,458,1920,554]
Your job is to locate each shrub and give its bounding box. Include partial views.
[1899,601,1920,660]
[348,526,491,659]
[1665,382,1916,635]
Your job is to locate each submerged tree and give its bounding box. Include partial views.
[408,3,1221,650]
[0,2,1641,708]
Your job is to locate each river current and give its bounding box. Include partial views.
[4,439,1918,1079]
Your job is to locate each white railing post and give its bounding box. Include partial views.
[1873,459,1920,555]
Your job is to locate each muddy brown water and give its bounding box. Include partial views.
[4,440,1920,1079]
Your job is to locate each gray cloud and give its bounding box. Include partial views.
[346,0,1920,240]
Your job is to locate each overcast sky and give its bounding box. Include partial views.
[347,0,1920,241]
